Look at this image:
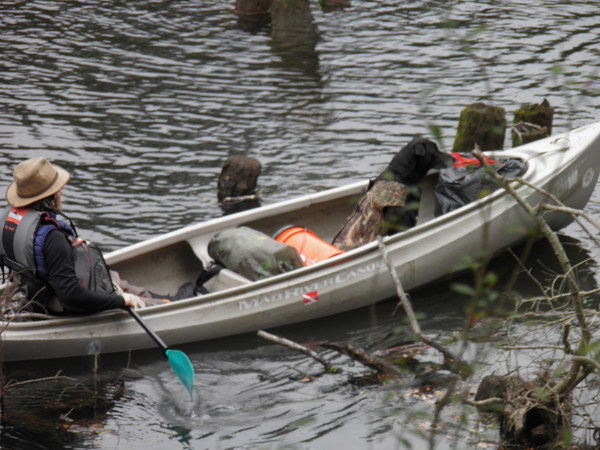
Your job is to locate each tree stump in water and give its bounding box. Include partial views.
[453,103,507,152]
[235,0,271,15]
[475,374,571,448]
[235,0,272,30]
[217,155,261,214]
[512,99,554,147]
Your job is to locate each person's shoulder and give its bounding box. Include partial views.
[44,227,71,248]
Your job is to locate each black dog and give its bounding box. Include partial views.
[378,137,455,230]
[332,137,454,251]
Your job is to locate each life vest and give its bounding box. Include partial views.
[0,206,114,308]
[0,206,41,276]
[451,152,498,168]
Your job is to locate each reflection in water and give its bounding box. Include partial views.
[270,0,321,79]
[235,0,322,80]
[235,0,271,32]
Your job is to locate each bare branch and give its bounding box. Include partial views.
[507,247,550,299]
[464,397,504,407]
[257,329,336,373]
[539,203,600,230]
[472,150,592,349]
[319,342,400,377]
[572,356,600,372]
[523,288,600,304]
[513,177,600,246]
[497,345,565,351]
[4,372,79,389]
[377,237,469,374]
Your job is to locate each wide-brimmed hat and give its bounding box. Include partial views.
[6,157,71,208]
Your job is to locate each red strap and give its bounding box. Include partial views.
[71,237,86,248]
[451,152,498,168]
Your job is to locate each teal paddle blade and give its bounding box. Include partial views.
[165,349,195,397]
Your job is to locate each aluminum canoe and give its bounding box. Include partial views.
[2,122,600,362]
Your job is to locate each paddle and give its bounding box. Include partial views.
[126,307,194,397]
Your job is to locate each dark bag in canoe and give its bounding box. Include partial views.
[434,157,527,216]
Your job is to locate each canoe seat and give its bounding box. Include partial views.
[415,173,439,225]
[186,234,252,292]
[415,180,437,225]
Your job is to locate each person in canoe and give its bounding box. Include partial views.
[0,157,156,315]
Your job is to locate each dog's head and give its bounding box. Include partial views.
[381,137,454,185]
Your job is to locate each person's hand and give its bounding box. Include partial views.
[123,293,146,309]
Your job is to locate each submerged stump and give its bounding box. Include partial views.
[453,103,507,152]
[217,155,261,214]
[512,98,554,147]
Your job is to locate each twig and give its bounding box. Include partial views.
[472,149,595,399]
[572,356,600,372]
[511,122,547,147]
[514,177,600,247]
[522,287,600,304]
[539,203,600,247]
[4,372,79,389]
[539,203,600,230]
[507,248,549,300]
[3,312,56,320]
[257,330,336,373]
[429,377,459,450]
[375,342,429,357]
[472,150,592,350]
[464,397,504,407]
[320,342,399,377]
[497,345,565,351]
[377,237,469,375]
[562,323,574,354]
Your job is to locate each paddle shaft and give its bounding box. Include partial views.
[126,307,168,354]
[126,306,195,396]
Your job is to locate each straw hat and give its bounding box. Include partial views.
[6,157,71,208]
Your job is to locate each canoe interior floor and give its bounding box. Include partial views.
[110,173,444,297]
[110,241,204,298]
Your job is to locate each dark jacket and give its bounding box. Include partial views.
[42,229,125,313]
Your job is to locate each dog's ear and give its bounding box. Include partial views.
[414,142,427,156]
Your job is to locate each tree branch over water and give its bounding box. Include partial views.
[377,237,471,376]
[473,149,593,351]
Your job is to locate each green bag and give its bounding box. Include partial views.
[208,226,303,281]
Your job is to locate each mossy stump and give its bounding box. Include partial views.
[453,103,507,152]
[512,99,554,147]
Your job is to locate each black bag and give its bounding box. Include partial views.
[434,158,527,216]
[71,238,115,294]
